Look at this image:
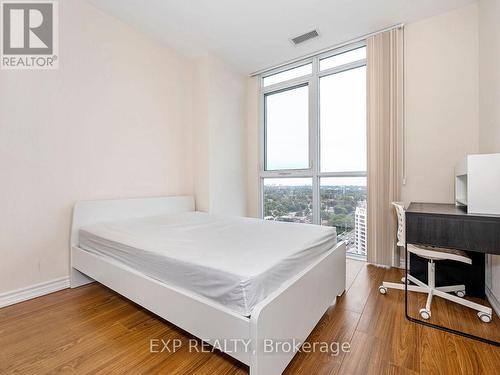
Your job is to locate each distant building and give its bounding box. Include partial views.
[354,201,367,256]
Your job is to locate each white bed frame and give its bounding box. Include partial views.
[70,196,346,375]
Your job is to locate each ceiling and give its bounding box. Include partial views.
[87,0,476,74]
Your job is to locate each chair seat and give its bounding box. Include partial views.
[407,244,472,264]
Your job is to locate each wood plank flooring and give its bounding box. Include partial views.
[1,260,499,374]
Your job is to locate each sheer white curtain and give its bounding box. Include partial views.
[366,28,404,267]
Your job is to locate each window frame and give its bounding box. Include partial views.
[262,62,313,88]
[264,82,311,172]
[259,41,367,223]
[319,45,366,72]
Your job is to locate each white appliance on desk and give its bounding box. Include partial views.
[455,153,500,215]
[455,153,500,317]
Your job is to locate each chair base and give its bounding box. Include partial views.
[379,264,493,323]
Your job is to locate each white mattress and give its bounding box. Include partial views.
[79,212,337,316]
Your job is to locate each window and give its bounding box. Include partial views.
[320,66,366,172]
[260,43,367,258]
[265,85,309,170]
[319,46,366,71]
[263,178,312,224]
[263,63,312,87]
[320,177,367,255]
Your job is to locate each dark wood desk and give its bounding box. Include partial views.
[407,203,500,297]
[406,202,500,256]
[405,202,500,346]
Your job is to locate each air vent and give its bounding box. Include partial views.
[291,29,319,45]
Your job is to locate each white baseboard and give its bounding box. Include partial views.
[485,286,500,318]
[0,277,70,309]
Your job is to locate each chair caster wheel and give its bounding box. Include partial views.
[378,286,387,295]
[455,290,466,298]
[478,312,492,323]
[419,308,431,320]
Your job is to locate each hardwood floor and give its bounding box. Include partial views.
[1,260,499,374]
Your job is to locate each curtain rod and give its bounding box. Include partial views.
[250,23,404,77]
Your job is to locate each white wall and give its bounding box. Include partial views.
[246,77,260,218]
[192,55,247,215]
[478,0,500,313]
[192,58,210,211]
[0,0,194,293]
[402,4,479,206]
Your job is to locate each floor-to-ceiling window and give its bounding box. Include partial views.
[260,43,367,259]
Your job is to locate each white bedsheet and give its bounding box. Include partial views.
[79,212,337,316]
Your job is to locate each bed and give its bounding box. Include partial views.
[70,196,346,375]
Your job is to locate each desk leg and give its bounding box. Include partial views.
[404,241,499,347]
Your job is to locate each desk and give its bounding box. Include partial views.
[405,202,500,346]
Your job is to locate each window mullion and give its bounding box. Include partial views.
[260,170,313,178]
[310,58,320,225]
[318,59,366,79]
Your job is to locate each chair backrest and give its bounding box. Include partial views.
[392,202,406,247]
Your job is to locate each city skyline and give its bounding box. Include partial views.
[263,183,367,257]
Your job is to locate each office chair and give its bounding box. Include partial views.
[379,202,492,323]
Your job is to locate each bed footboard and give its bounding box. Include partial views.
[249,241,346,375]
